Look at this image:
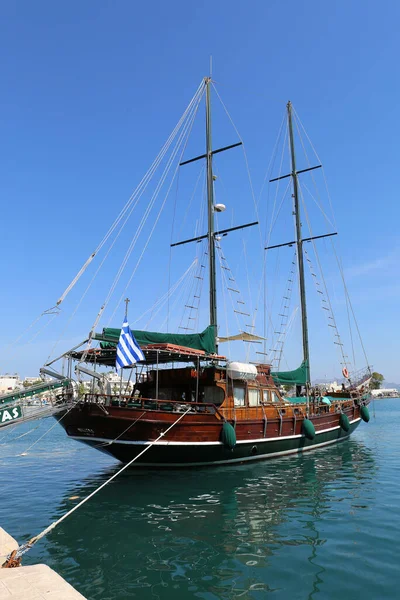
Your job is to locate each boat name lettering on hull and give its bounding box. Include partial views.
[0,406,22,424]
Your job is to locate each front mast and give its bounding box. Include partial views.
[205,77,218,350]
[287,101,310,388]
[172,78,257,355]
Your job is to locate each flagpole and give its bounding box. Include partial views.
[119,298,130,403]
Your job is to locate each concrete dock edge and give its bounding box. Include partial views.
[0,527,86,599]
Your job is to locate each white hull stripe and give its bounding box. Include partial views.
[130,435,353,467]
[70,417,361,447]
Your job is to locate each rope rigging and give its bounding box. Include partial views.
[302,241,349,370]
[257,102,370,379]
[107,88,205,326]
[291,107,370,370]
[101,88,205,325]
[215,243,259,358]
[77,85,205,359]
[176,169,208,332]
[52,80,262,365]
[179,244,207,333]
[132,259,198,329]
[4,79,206,359]
[211,83,260,248]
[210,83,271,359]
[329,241,370,369]
[270,251,297,370]
[256,118,291,357]
[297,175,351,372]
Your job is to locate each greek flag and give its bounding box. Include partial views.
[116,316,145,371]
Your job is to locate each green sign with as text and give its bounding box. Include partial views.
[0,405,22,425]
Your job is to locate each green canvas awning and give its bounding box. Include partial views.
[271,360,309,386]
[97,325,216,355]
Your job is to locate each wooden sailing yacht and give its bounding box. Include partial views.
[46,78,370,466]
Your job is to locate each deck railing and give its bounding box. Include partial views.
[82,393,225,419]
[348,365,372,390]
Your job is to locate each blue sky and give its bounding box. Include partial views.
[0,0,399,381]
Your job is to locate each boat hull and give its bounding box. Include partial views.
[58,403,362,467]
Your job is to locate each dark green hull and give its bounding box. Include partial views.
[73,418,361,467]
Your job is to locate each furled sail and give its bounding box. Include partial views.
[271,360,309,385]
[98,325,216,355]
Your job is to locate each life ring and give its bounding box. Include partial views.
[342,367,349,379]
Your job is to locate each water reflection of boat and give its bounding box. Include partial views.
[37,440,375,599]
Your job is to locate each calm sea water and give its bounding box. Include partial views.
[0,399,399,600]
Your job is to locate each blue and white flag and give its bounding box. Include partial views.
[116,316,145,371]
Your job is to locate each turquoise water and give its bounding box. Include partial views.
[0,399,399,599]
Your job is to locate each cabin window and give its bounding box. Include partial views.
[263,390,269,403]
[203,386,224,405]
[271,391,280,403]
[248,389,259,406]
[233,387,245,407]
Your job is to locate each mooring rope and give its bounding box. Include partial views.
[4,407,191,564]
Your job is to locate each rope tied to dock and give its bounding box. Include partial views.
[2,407,191,568]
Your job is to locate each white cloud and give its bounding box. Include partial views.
[344,249,400,279]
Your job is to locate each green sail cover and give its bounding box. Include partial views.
[99,325,216,355]
[271,360,309,386]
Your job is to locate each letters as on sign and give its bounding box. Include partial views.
[0,406,22,424]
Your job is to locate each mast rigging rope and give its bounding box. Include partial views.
[4,80,206,359]
[291,106,370,371]
[77,86,205,358]
[108,88,204,324]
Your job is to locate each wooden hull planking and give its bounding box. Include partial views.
[58,401,364,467]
